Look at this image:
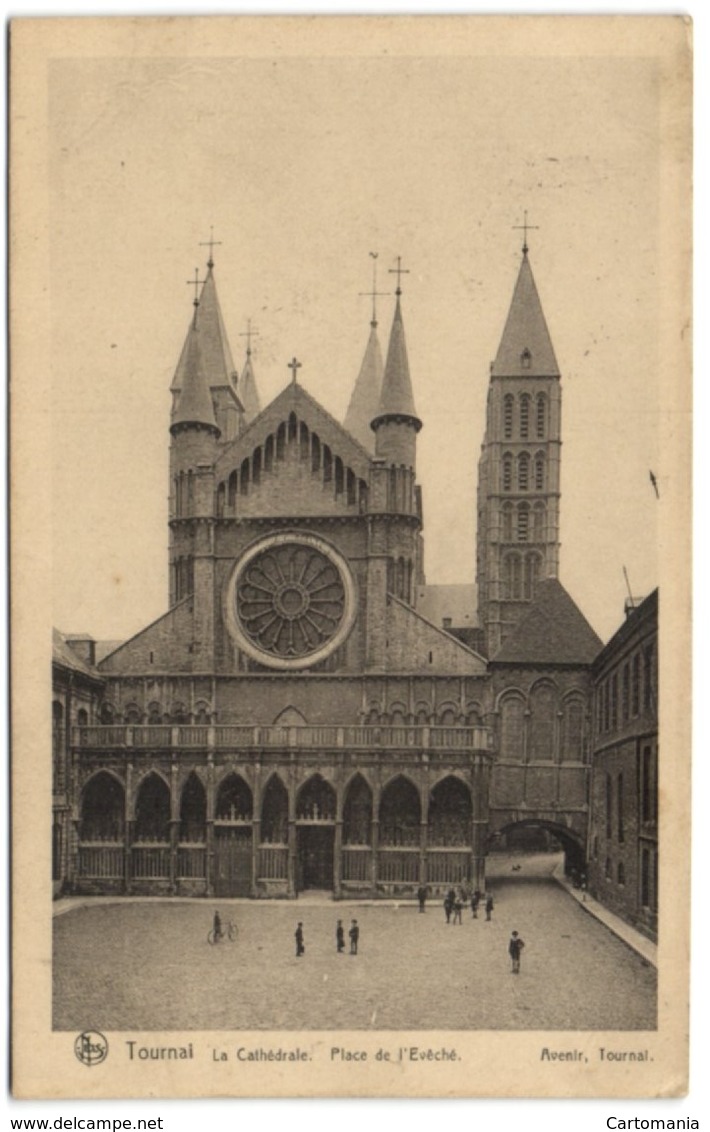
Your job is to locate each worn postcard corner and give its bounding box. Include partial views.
[10,13,691,1102]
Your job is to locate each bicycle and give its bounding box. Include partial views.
[207,920,238,945]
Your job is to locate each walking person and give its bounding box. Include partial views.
[349,919,359,955]
[295,921,305,957]
[508,930,525,973]
[471,890,480,919]
[444,893,453,924]
[336,920,345,953]
[417,884,427,913]
[213,909,223,943]
[485,892,494,921]
[453,896,463,924]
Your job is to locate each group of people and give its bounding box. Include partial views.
[415,884,495,924]
[295,918,359,957]
[213,899,525,973]
[416,886,526,972]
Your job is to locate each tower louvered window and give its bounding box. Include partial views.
[520,394,530,439]
[518,452,530,492]
[517,503,529,542]
[534,454,545,491]
[536,394,547,438]
[503,395,514,439]
[502,454,513,492]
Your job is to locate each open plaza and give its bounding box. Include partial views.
[53,859,656,1033]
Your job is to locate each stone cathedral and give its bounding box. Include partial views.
[52,237,656,938]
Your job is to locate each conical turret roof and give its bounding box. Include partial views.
[170,265,237,398]
[171,321,219,433]
[238,351,262,424]
[344,321,384,450]
[491,251,560,378]
[372,296,421,429]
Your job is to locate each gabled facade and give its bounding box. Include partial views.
[58,242,658,927]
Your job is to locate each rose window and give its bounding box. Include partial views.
[224,533,357,670]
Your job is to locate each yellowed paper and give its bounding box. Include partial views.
[11,14,691,1100]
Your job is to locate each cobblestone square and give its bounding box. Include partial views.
[53,871,656,1032]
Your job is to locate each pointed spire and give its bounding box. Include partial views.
[171,321,219,434]
[170,261,238,401]
[344,321,384,451]
[238,352,262,423]
[371,294,421,431]
[491,250,560,378]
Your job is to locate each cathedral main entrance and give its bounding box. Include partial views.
[296,826,335,891]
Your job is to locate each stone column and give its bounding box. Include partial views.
[205,757,215,898]
[124,761,133,894]
[334,820,343,898]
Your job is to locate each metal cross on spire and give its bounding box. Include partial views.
[187,269,207,326]
[388,255,410,296]
[199,226,222,268]
[288,356,302,384]
[359,251,389,327]
[513,211,539,256]
[239,318,260,358]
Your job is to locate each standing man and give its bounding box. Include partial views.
[485,892,494,921]
[453,895,463,924]
[213,910,222,943]
[471,890,481,919]
[508,930,525,973]
[336,920,345,953]
[417,884,427,913]
[295,921,305,957]
[349,919,359,955]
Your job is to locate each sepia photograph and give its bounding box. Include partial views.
[11,13,691,1100]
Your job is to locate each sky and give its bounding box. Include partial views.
[48,37,665,644]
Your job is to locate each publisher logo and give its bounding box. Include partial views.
[74,1030,108,1067]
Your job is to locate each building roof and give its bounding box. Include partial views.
[491,251,560,379]
[492,578,602,665]
[593,588,658,673]
[343,321,384,451]
[416,584,479,629]
[171,323,220,432]
[52,629,103,682]
[171,266,238,395]
[372,296,421,429]
[238,351,262,424]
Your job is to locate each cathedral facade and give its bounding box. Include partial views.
[53,240,656,933]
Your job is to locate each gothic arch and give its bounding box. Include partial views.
[215,773,253,821]
[379,774,421,847]
[296,774,336,821]
[342,773,373,845]
[179,772,207,841]
[428,775,472,847]
[80,771,125,842]
[273,706,308,726]
[261,775,289,843]
[134,772,171,842]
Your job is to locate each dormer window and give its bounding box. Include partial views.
[521,348,532,370]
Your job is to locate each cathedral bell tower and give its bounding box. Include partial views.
[476,238,562,657]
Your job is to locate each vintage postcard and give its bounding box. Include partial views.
[10,15,691,1100]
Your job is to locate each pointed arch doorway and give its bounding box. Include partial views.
[296,775,336,892]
